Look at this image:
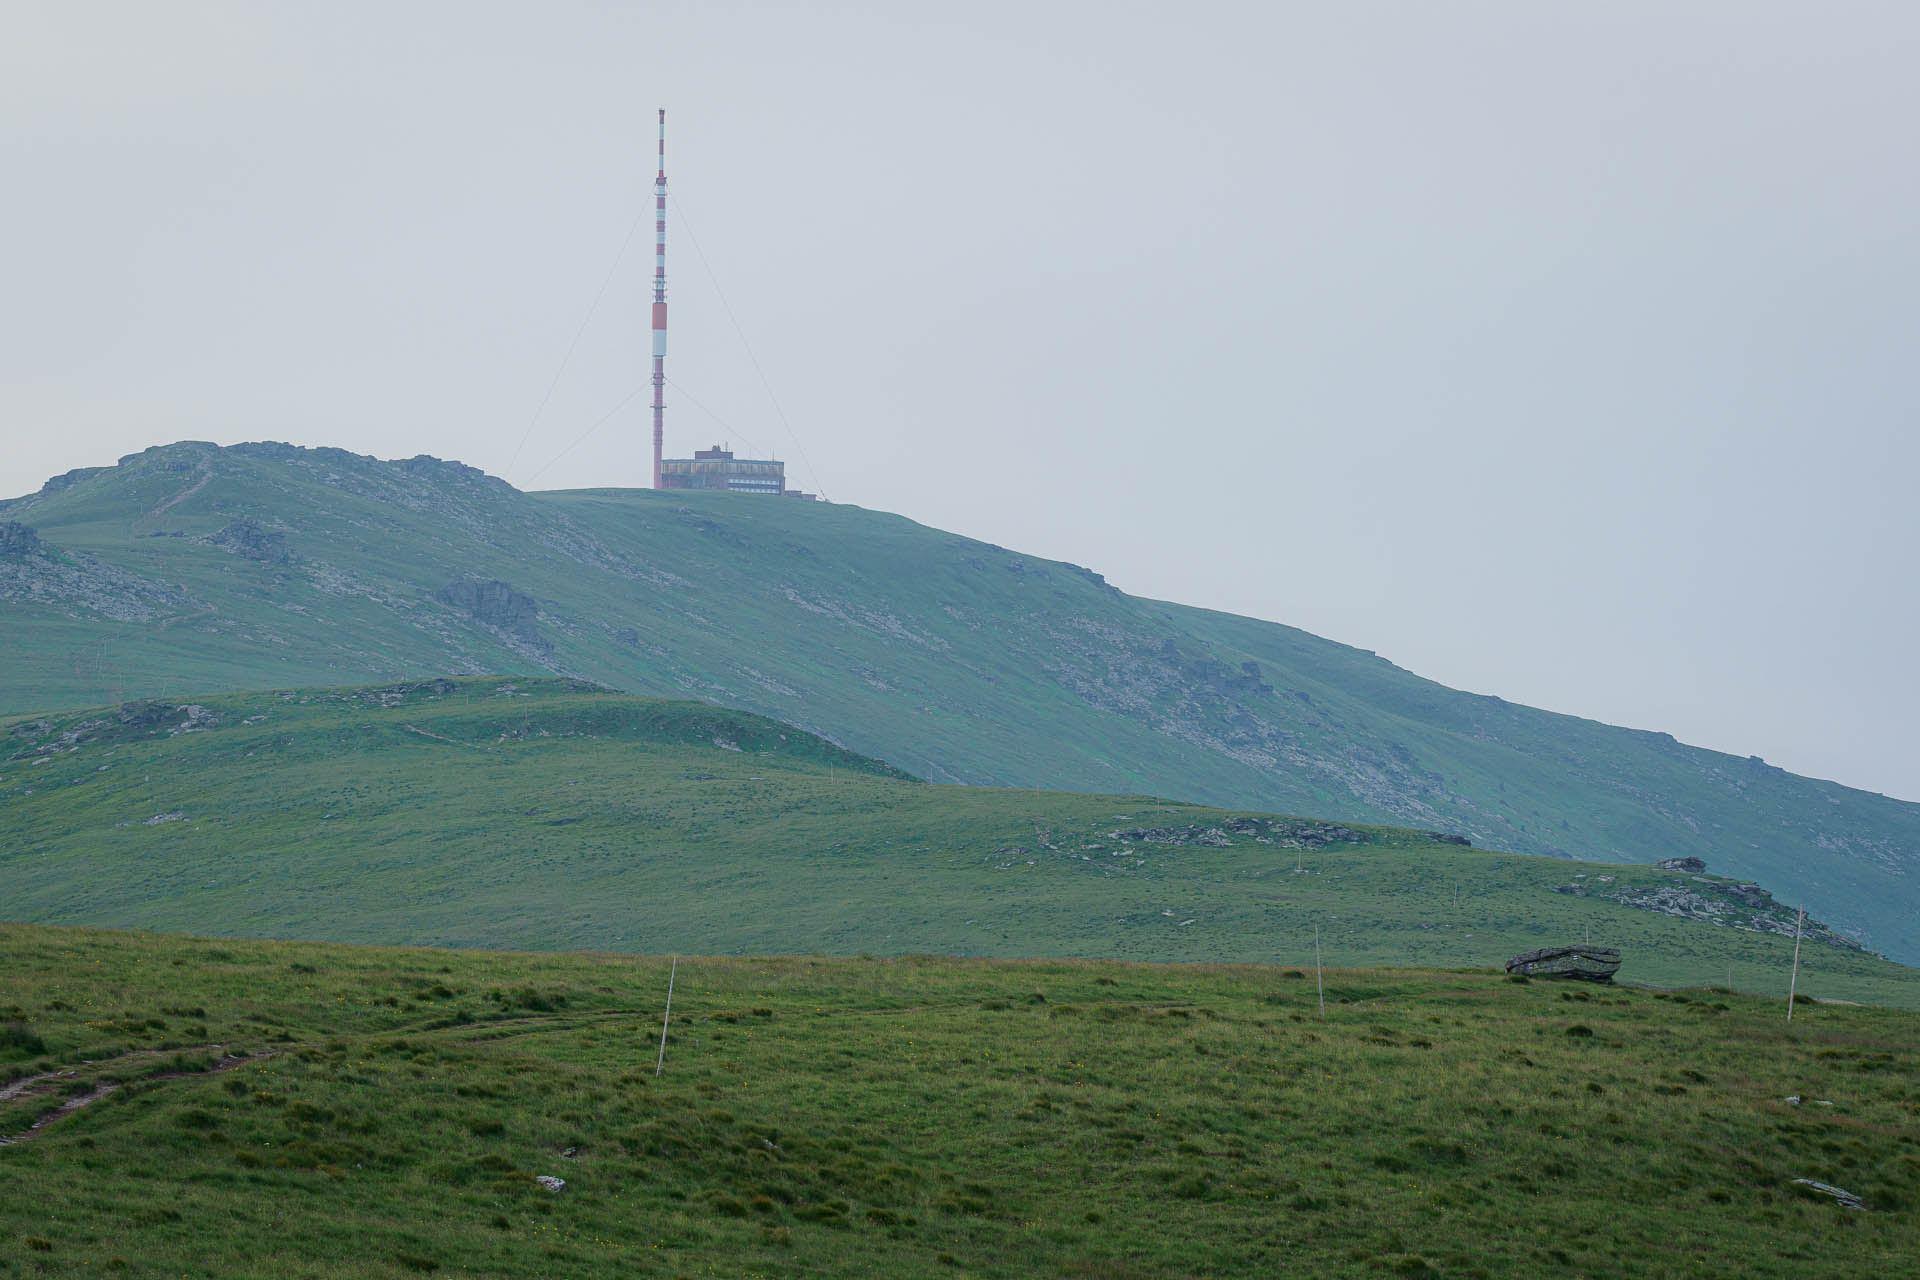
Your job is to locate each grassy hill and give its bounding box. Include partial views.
[4,677,1913,1009]
[3,924,1917,1278]
[2,440,1917,963]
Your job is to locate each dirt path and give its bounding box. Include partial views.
[149,461,214,518]
[0,1070,79,1104]
[0,1047,276,1147]
[401,724,485,749]
[0,1083,120,1146]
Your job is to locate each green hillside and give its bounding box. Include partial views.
[3,924,1917,1278]
[2,441,1916,962]
[4,678,1912,1008]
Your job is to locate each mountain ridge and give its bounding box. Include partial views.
[3,439,1915,960]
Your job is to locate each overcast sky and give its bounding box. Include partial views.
[4,1,1916,800]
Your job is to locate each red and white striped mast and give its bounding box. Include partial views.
[650,108,668,489]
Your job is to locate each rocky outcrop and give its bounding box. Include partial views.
[0,522,41,558]
[6,700,218,759]
[1554,876,1865,951]
[355,678,459,708]
[36,467,106,496]
[1110,816,1368,849]
[209,519,291,565]
[1654,856,1707,873]
[397,453,512,495]
[118,701,215,736]
[228,440,506,489]
[1037,619,1466,840]
[0,526,190,621]
[435,578,549,654]
[1158,640,1275,698]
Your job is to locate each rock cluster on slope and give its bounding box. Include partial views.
[1554,875,1866,952]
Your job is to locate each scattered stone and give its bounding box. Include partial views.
[535,1175,567,1192]
[144,811,185,826]
[1792,1179,1865,1210]
[1784,1096,1801,1106]
[170,705,215,735]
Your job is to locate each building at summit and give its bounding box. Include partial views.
[659,445,811,497]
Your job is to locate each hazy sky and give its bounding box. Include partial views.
[4,2,1917,800]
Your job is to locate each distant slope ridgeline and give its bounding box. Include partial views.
[4,678,1914,1008]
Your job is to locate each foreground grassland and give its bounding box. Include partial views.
[1,925,1916,1279]
[4,679,1915,1007]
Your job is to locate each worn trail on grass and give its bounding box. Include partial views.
[0,1047,275,1146]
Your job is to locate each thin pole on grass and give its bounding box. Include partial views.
[1314,924,1325,1017]
[655,956,678,1074]
[1785,909,1805,1022]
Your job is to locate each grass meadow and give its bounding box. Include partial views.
[2,923,1917,1278]
[5,680,1915,1008]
